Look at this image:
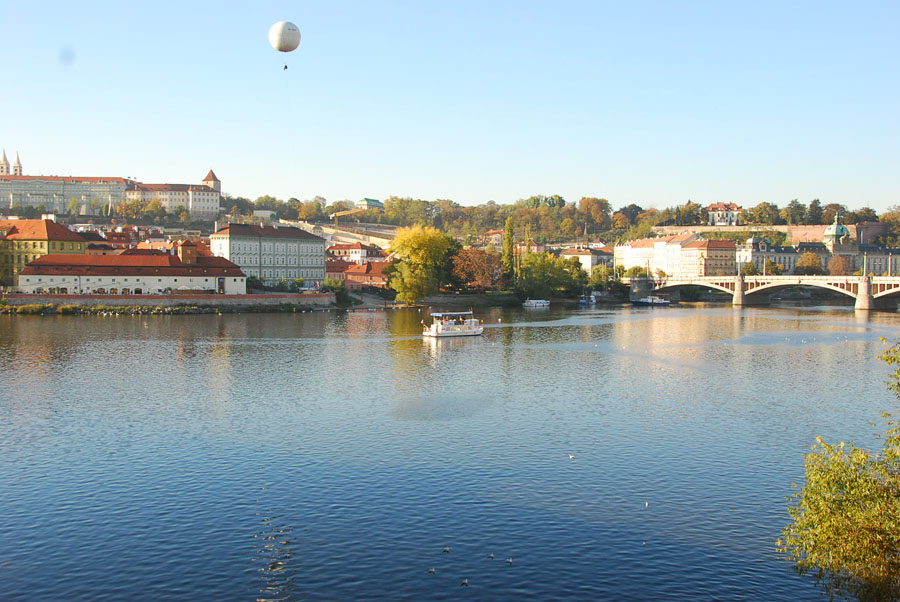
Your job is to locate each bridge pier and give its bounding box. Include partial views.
[855,277,874,311]
[732,276,745,306]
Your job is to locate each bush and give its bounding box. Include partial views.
[16,304,56,314]
[778,340,900,599]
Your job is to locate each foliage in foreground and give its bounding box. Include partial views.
[778,341,900,600]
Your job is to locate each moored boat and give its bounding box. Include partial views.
[422,311,484,337]
[522,299,550,308]
[631,295,671,307]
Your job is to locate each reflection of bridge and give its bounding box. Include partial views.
[632,275,900,310]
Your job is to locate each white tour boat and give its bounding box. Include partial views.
[631,295,671,307]
[522,299,550,308]
[422,311,484,337]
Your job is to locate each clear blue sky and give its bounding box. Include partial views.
[1,1,898,211]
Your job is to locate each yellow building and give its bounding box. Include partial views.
[0,219,86,287]
[680,239,737,277]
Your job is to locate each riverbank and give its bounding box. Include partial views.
[0,292,335,315]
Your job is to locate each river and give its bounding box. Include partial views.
[1,304,898,601]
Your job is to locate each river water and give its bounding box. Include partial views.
[2,304,899,601]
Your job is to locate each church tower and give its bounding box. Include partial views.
[0,150,9,175]
[12,152,22,175]
[202,169,221,193]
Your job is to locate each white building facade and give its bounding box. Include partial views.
[18,246,246,294]
[126,170,221,220]
[210,223,327,286]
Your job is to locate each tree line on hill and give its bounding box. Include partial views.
[225,194,900,248]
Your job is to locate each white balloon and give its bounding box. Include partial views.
[269,21,300,53]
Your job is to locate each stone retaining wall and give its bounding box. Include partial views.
[3,292,335,308]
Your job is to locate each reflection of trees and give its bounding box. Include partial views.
[252,513,299,602]
[800,569,899,602]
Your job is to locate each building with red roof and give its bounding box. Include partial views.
[1,218,86,286]
[326,241,386,264]
[18,245,246,295]
[344,261,391,290]
[325,258,354,282]
[706,202,742,226]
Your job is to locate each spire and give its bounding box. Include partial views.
[0,149,8,175]
[12,152,22,175]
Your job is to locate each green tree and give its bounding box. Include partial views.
[807,199,824,224]
[515,252,583,300]
[778,341,900,600]
[741,262,759,276]
[782,199,806,225]
[623,266,648,278]
[67,198,81,216]
[388,226,456,303]
[501,216,515,286]
[822,203,848,226]
[589,264,614,290]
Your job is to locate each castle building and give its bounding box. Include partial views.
[125,170,221,220]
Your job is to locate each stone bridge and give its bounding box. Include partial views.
[632,275,900,310]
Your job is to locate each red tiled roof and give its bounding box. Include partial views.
[683,240,736,249]
[0,219,86,242]
[22,251,244,277]
[203,170,220,182]
[130,183,216,193]
[213,223,324,241]
[706,202,741,212]
[325,259,354,274]
[0,175,134,184]
[345,261,390,276]
[327,242,379,251]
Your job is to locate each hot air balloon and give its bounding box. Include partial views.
[269,21,300,70]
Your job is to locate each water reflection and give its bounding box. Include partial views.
[801,568,900,602]
[252,510,299,601]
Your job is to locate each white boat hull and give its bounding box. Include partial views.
[422,311,484,337]
[423,326,484,337]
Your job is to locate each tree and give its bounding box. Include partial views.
[388,226,456,303]
[67,198,81,216]
[451,248,501,292]
[623,266,648,278]
[777,342,900,600]
[783,199,806,225]
[806,199,823,225]
[828,255,850,276]
[822,203,847,225]
[855,207,878,223]
[589,265,613,290]
[501,216,515,285]
[795,252,824,275]
[741,262,759,276]
[764,259,784,275]
[745,202,781,225]
[515,253,586,300]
